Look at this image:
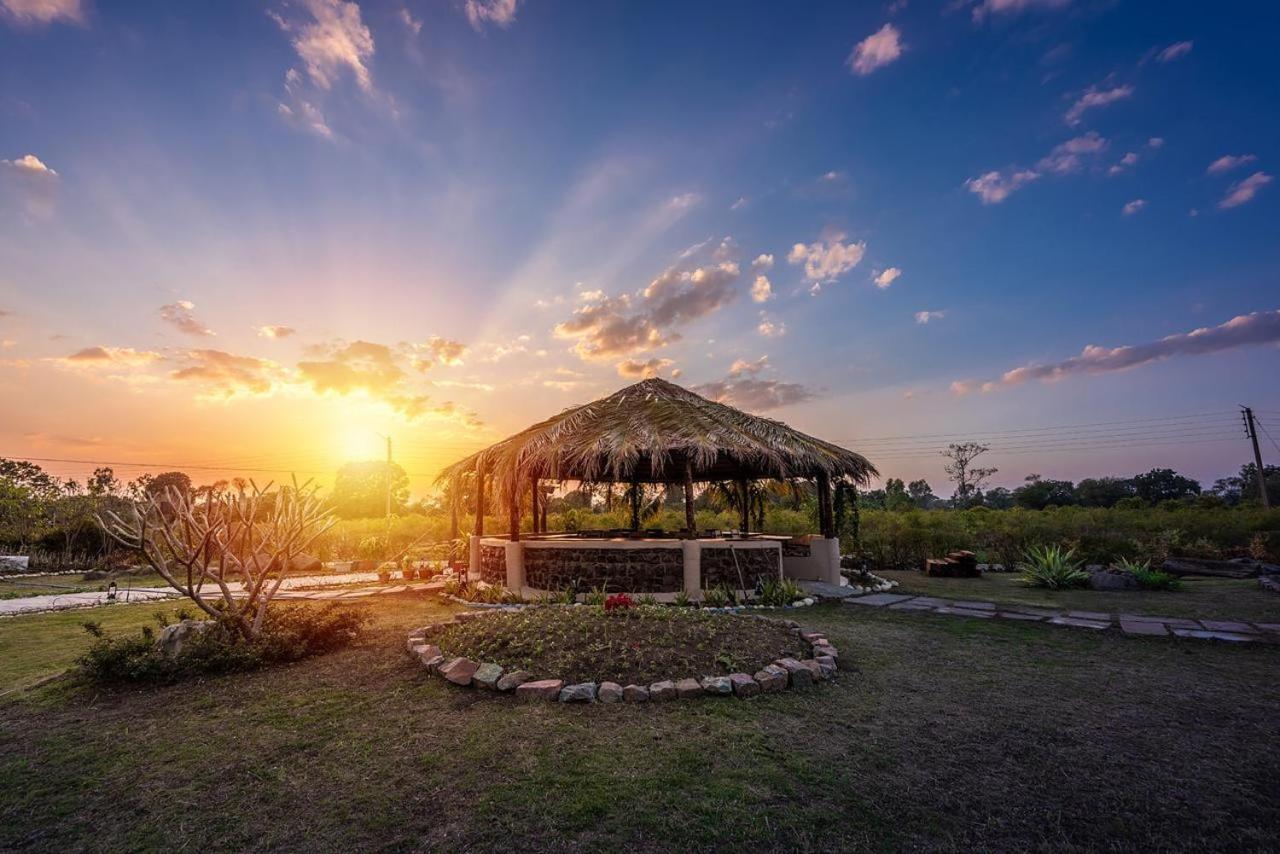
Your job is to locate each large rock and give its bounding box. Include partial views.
[416,644,442,663]
[516,679,564,701]
[729,672,760,698]
[559,682,597,703]
[815,656,838,679]
[422,655,445,673]
[701,676,733,696]
[156,619,216,658]
[675,678,703,699]
[439,658,479,686]
[622,684,650,702]
[473,662,504,690]
[649,680,677,701]
[776,658,813,688]
[1088,567,1140,591]
[754,665,788,692]
[496,670,534,692]
[597,682,623,703]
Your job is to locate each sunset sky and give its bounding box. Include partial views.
[2,0,1279,497]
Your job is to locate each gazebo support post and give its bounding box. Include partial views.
[540,486,548,533]
[449,493,459,567]
[470,461,486,579]
[629,479,641,533]
[737,478,750,534]
[683,459,696,535]
[530,478,540,535]
[509,477,521,542]
[816,471,833,538]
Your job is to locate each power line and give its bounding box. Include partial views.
[1253,415,1280,458]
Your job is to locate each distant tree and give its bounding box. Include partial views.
[146,471,192,500]
[983,487,1015,509]
[942,443,998,508]
[1131,468,1200,504]
[1075,477,1135,508]
[331,461,410,519]
[126,474,154,501]
[857,489,887,510]
[0,458,63,501]
[1212,463,1280,506]
[86,467,121,498]
[883,478,914,511]
[1013,474,1077,510]
[907,479,937,509]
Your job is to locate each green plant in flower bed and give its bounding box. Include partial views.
[701,584,737,607]
[756,578,805,606]
[1018,544,1089,590]
[77,603,369,685]
[1115,558,1184,592]
[430,606,807,685]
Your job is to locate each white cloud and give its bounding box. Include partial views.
[271,0,375,93]
[1036,132,1108,174]
[967,309,1280,391]
[411,336,467,369]
[729,355,768,377]
[1207,153,1257,175]
[693,376,815,412]
[1156,41,1193,63]
[750,275,773,303]
[788,234,866,282]
[971,0,1070,22]
[1147,137,1165,149]
[757,312,785,338]
[1122,198,1146,216]
[255,325,296,339]
[159,301,215,337]
[1218,172,1272,209]
[915,310,945,324]
[0,0,83,25]
[1064,84,1133,126]
[751,253,774,271]
[666,192,701,212]
[964,168,1039,204]
[1,153,56,176]
[465,0,518,31]
[730,196,748,211]
[874,267,902,289]
[398,7,422,34]
[1108,151,1139,176]
[617,357,674,379]
[848,24,904,76]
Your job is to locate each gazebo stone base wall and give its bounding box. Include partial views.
[475,535,842,600]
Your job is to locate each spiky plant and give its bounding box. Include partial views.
[1019,544,1089,590]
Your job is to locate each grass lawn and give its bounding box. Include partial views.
[0,571,172,600]
[1,596,1278,851]
[880,569,1280,622]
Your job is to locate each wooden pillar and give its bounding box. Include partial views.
[540,486,548,533]
[737,478,750,534]
[474,461,486,537]
[629,480,641,532]
[816,471,832,538]
[530,478,540,535]
[449,490,459,565]
[508,476,521,542]
[683,459,696,534]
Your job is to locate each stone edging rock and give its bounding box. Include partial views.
[405,611,843,704]
[439,593,819,612]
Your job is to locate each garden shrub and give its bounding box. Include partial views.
[1018,545,1089,590]
[78,603,368,685]
[1115,559,1183,592]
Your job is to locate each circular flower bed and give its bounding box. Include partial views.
[406,606,843,704]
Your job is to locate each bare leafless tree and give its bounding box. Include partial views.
[98,479,335,640]
[942,442,998,508]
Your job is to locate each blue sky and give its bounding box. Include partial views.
[1,0,1278,495]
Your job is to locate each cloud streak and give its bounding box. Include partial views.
[1218,172,1272,209]
[159,301,215,337]
[848,24,904,76]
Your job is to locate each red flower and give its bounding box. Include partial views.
[604,593,634,612]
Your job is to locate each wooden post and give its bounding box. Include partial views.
[540,484,549,533]
[530,478,540,534]
[509,476,521,542]
[737,478,750,534]
[629,480,641,532]
[474,461,486,537]
[816,471,832,538]
[449,489,459,565]
[683,459,696,534]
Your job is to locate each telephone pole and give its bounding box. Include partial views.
[1241,406,1271,508]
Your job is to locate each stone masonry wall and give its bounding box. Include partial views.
[479,544,507,585]
[701,547,781,591]
[524,546,684,593]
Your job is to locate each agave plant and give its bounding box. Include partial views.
[1019,544,1089,590]
[1114,558,1183,592]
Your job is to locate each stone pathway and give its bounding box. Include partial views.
[845,592,1280,643]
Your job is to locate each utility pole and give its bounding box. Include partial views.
[1242,406,1271,508]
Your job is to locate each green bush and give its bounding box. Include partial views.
[1019,545,1089,590]
[756,577,804,606]
[1115,558,1183,592]
[78,603,368,685]
[702,584,737,607]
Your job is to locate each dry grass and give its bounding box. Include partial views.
[1,597,1277,851]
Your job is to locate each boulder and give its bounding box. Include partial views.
[496,670,534,692]
[155,619,216,658]
[802,659,825,681]
[597,682,624,703]
[776,658,813,688]
[516,679,564,702]
[417,644,442,662]
[439,658,479,686]
[422,655,445,673]
[1088,567,1140,591]
[650,680,678,701]
[815,656,838,679]
[675,678,703,699]
[473,662,504,690]
[729,672,760,698]
[559,682,597,703]
[701,676,733,696]
[754,665,788,692]
[622,684,650,702]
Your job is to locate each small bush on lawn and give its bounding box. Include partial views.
[1019,544,1089,590]
[756,577,804,606]
[78,603,369,685]
[1115,558,1184,592]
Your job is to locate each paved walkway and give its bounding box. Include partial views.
[846,592,1280,643]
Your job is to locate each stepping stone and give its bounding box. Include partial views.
[1049,616,1111,630]
[797,581,859,600]
[1199,620,1257,633]
[1171,629,1256,643]
[516,679,564,701]
[675,678,703,698]
[953,600,996,610]
[649,680,677,701]
[1254,623,1280,633]
[622,684,650,702]
[729,673,760,698]
[1121,620,1169,637]
[597,682,623,703]
[909,597,952,607]
[1066,610,1111,621]
[846,593,914,607]
[936,606,993,619]
[997,611,1045,622]
[1004,606,1061,618]
[890,601,939,611]
[473,662,503,690]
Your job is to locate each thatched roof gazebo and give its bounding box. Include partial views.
[439,378,877,543]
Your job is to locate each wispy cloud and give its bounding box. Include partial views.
[270,0,374,92]
[848,24,904,76]
[788,233,866,282]
[1156,41,1193,63]
[170,349,282,397]
[410,336,467,370]
[757,312,785,338]
[964,169,1039,204]
[971,0,1070,23]
[159,301,215,337]
[2,152,59,217]
[874,267,902,289]
[255,325,296,339]
[915,310,945,324]
[616,357,677,379]
[692,377,814,412]
[1122,198,1146,216]
[464,0,518,31]
[1207,153,1257,175]
[1218,172,1272,209]
[1064,84,1133,126]
[956,309,1280,393]
[0,0,84,26]
[1036,132,1107,174]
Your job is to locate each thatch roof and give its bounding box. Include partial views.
[437,378,877,502]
